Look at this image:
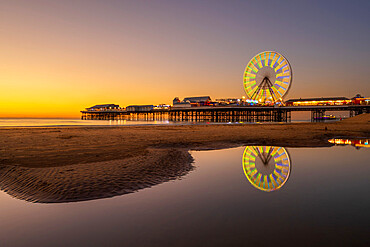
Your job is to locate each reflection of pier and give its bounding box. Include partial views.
[242,146,291,192]
[328,138,369,149]
[81,105,369,122]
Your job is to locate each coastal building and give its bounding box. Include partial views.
[182,96,211,104]
[173,96,212,107]
[126,105,154,112]
[351,94,370,105]
[85,104,121,111]
[173,97,181,105]
[285,97,351,106]
[215,97,258,106]
[216,98,240,105]
[153,104,171,110]
[171,102,192,108]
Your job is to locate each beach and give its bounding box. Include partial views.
[0,114,368,203]
[1,113,369,168]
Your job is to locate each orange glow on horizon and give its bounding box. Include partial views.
[1,1,369,118]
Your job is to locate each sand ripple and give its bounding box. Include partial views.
[0,149,193,203]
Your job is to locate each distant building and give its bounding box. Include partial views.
[171,103,192,108]
[182,96,211,104]
[126,105,154,112]
[285,97,351,106]
[153,104,171,110]
[172,96,212,107]
[216,98,239,103]
[215,97,258,106]
[173,97,181,105]
[85,104,121,111]
[216,98,243,105]
[351,94,370,105]
[172,97,191,108]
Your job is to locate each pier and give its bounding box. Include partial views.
[81,105,370,122]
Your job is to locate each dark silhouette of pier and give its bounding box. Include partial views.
[81,105,370,122]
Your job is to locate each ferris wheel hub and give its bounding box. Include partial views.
[256,66,276,85]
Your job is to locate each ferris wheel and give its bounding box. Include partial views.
[243,51,292,103]
[242,146,291,192]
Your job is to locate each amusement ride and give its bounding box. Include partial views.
[243,51,292,103]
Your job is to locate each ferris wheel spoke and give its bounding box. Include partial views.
[259,54,263,67]
[264,53,267,66]
[273,55,281,68]
[276,63,288,72]
[273,85,283,95]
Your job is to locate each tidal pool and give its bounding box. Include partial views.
[0,144,368,246]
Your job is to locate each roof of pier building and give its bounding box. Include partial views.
[86,104,120,110]
[182,96,211,103]
[126,105,154,108]
[126,105,154,112]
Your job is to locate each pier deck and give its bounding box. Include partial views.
[81,105,370,122]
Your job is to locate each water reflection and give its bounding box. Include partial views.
[328,138,369,149]
[4,140,365,203]
[0,149,193,203]
[242,146,291,192]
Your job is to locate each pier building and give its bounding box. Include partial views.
[85,104,122,111]
[285,97,351,106]
[126,105,154,112]
[173,96,213,107]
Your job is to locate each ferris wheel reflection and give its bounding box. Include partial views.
[242,146,291,192]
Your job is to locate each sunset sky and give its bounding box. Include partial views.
[1,0,369,118]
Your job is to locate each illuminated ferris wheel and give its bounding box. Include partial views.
[243,51,292,103]
[242,146,291,192]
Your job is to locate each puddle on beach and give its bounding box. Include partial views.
[0,141,368,246]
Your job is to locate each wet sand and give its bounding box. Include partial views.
[0,149,193,203]
[0,113,369,168]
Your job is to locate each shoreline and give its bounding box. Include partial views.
[0,119,338,128]
[0,114,369,168]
